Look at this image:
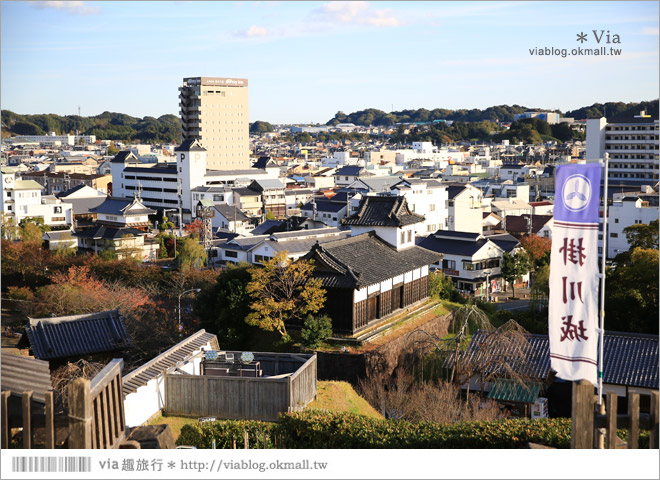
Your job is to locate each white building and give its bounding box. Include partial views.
[606,193,659,258]
[1,168,73,229]
[390,178,449,235]
[586,113,659,186]
[447,184,484,234]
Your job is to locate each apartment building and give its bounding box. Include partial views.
[179,77,250,170]
[586,113,659,186]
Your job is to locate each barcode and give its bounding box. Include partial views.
[12,456,91,473]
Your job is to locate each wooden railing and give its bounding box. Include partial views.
[1,390,58,449]
[572,379,659,449]
[68,358,132,449]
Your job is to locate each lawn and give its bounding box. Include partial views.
[306,381,382,418]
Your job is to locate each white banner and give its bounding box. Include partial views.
[548,163,602,385]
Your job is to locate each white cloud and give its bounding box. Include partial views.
[30,1,100,15]
[641,26,659,35]
[243,25,269,37]
[314,1,400,28]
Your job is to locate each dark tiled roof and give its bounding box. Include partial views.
[122,330,218,397]
[300,200,347,213]
[175,139,206,152]
[432,230,482,241]
[303,231,442,288]
[504,214,553,234]
[460,330,659,388]
[111,151,139,164]
[417,235,490,258]
[252,156,277,169]
[485,233,521,253]
[55,184,87,197]
[251,220,286,235]
[21,310,133,361]
[73,225,148,240]
[90,197,156,216]
[447,185,467,199]
[234,187,260,197]
[62,196,108,215]
[214,203,250,222]
[1,354,53,403]
[334,165,364,176]
[248,179,286,191]
[343,196,424,227]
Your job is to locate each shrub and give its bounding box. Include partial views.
[176,410,573,449]
[177,420,275,449]
[6,285,35,302]
[429,271,455,300]
[300,314,333,349]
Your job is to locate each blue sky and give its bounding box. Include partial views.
[1,1,658,123]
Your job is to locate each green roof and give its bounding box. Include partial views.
[487,379,542,404]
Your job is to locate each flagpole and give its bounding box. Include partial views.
[597,153,609,405]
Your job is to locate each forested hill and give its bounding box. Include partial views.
[326,100,659,126]
[1,110,182,144]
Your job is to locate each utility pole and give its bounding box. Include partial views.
[178,181,183,238]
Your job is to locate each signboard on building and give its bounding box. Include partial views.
[184,77,248,87]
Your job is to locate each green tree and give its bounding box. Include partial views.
[605,247,658,334]
[19,221,45,243]
[623,219,659,251]
[246,251,326,339]
[264,210,276,220]
[249,121,274,134]
[178,237,207,270]
[429,270,455,300]
[195,263,254,348]
[107,144,120,156]
[300,314,333,349]
[501,250,531,299]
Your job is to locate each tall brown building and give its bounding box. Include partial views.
[178,77,250,171]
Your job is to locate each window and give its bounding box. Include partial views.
[254,255,271,264]
[614,218,619,223]
[407,230,412,242]
[54,206,62,214]
[429,204,435,212]
[225,250,238,258]
[443,259,456,269]
[610,233,618,238]
[462,261,474,271]
[51,216,65,222]
[400,231,405,244]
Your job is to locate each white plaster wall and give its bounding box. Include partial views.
[354,288,367,303]
[381,278,392,292]
[404,271,413,283]
[367,283,380,295]
[412,268,420,280]
[392,274,404,285]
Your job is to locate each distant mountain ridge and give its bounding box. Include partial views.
[1,110,181,144]
[325,100,659,126]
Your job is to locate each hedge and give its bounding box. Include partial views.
[177,410,572,449]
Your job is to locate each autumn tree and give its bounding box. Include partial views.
[19,221,45,243]
[245,251,326,339]
[501,250,531,299]
[519,234,551,269]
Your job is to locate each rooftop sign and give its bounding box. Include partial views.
[183,77,248,87]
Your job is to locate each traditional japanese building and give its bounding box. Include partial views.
[303,195,441,335]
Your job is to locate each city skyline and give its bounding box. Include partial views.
[1,1,658,124]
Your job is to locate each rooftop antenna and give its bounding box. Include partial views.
[136,180,143,200]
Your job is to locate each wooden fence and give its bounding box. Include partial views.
[572,379,659,449]
[2,358,136,449]
[165,354,317,421]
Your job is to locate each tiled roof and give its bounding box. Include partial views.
[122,330,218,397]
[504,214,553,234]
[111,151,139,164]
[90,197,156,216]
[343,196,424,227]
[175,139,206,152]
[485,233,521,253]
[251,220,286,235]
[303,231,442,289]
[214,203,250,222]
[1,354,53,403]
[334,166,364,176]
[432,230,482,241]
[300,200,347,213]
[459,330,658,389]
[417,235,491,258]
[73,225,148,240]
[21,310,133,361]
[249,179,286,191]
